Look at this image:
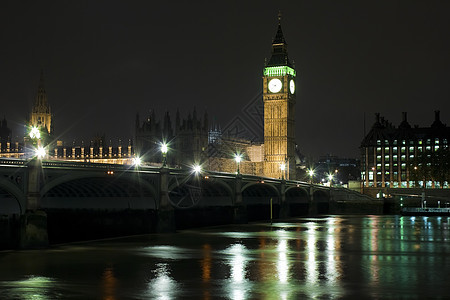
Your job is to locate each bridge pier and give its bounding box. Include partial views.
[20,158,49,249]
[308,186,317,215]
[233,174,247,224]
[157,167,175,233]
[278,179,290,219]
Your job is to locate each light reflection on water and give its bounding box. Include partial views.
[0,215,449,299]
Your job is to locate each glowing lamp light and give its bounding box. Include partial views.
[234,154,242,163]
[308,169,314,177]
[280,163,286,171]
[35,146,46,159]
[328,174,334,181]
[132,157,142,166]
[192,164,201,174]
[30,126,40,139]
[160,143,168,154]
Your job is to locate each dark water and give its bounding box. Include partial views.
[1,215,450,299]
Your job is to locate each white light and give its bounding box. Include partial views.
[234,154,242,163]
[132,157,142,166]
[280,163,286,171]
[160,143,168,154]
[192,165,201,174]
[308,169,314,177]
[35,147,46,159]
[30,126,40,139]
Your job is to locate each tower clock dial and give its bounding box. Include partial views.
[268,78,282,93]
[289,79,295,94]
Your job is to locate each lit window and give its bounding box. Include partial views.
[426,146,431,151]
[418,140,423,145]
[435,138,439,144]
[402,140,406,145]
[435,146,439,151]
[385,147,390,152]
[409,147,414,152]
[393,140,398,145]
[409,155,414,159]
[377,140,381,145]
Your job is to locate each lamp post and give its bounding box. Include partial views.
[29,126,44,159]
[327,173,334,187]
[234,154,242,175]
[280,163,286,180]
[160,142,168,167]
[307,169,314,184]
[192,164,201,175]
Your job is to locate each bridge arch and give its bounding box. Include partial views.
[285,186,309,216]
[241,182,279,221]
[312,189,330,214]
[169,176,233,208]
[41,175,157,210]
[0,178,24,214]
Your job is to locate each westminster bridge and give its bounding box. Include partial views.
[0,158,379,249]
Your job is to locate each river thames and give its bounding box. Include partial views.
[1,215,449,299]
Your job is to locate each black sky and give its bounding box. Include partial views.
[1,0,449,159]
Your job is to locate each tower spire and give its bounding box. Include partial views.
[268,12,291,67]
[30,71,52,135]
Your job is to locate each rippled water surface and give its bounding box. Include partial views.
[1,215,450,299]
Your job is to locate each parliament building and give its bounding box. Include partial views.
[1,15,301,180]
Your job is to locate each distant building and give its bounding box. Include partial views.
[361,111,450,189]
[0,118,11,151]
[28,71,53,138]
[135,108,208,167]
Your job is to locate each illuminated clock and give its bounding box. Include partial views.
[289,79,295,94]
[268,78,282,93]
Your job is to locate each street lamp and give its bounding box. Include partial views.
[192,164,202,174]
[35,146,46,159]
[280,163,286,180]
[29,126,41,140]
[327,173,334,187]
[160,142,168,167]
[307,169,314,184]
[234,154,242,174]
[132,156,142,167]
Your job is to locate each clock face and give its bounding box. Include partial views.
[289,79,295,94]
[268,78,282,93]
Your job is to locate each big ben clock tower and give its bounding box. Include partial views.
[263,13,296,180]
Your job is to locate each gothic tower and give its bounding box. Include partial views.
[263,13,296,179]
[30,71,52,135]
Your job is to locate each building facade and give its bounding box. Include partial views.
[361,111,450,189]
[29,71,53,137]
[135,109,208,167]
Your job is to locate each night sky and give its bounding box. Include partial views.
[1,1,449,159]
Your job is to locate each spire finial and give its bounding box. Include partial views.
[278,11,282,24]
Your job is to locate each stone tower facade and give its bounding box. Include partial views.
[30,71,53,135]
[263,15,296,180]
